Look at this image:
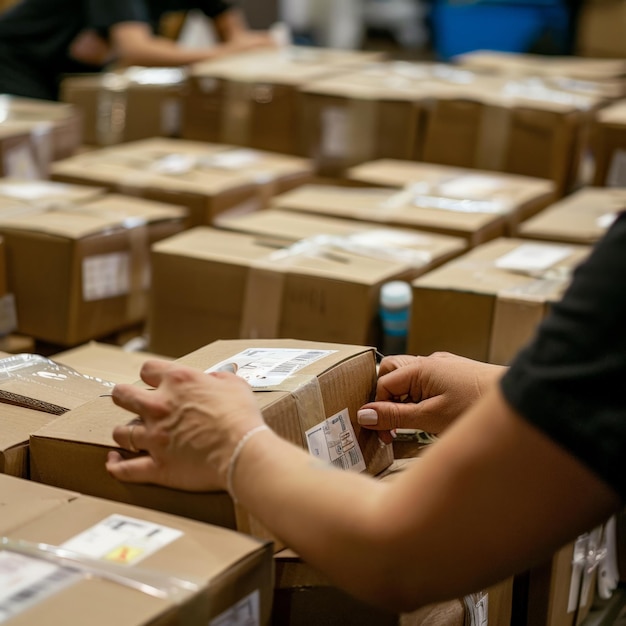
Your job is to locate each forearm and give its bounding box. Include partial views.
[213,8,249,41]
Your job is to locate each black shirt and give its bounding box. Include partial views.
[0,0,235,99]
[501,211,626,501]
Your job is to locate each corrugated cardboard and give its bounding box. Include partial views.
[0,474,273,626]
[50,138,314,227]
[183,46,386,154]
[0,194,187,346]
[578,0,626,60]
[591,100,626,186]
[408,238,591,364]
[273,171,555,246]
[60,68,189,146]
[30,338,391,548]
[517,187,626,244]
[0,96,82,175]
[148,226,421,357]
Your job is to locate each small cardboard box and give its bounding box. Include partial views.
[408,238,591,364]
[298,63,427,176]
[183,46,386,154]
[591,99,626,186]
[577,0,626,60]
[273,171,555,246]
[0,194,187,346]
[50,138,314,227]
[60,68,189,146]
[148,226,423,357]
[517,186,626,244]
[0,474,273,626]
[0,96,82,175]
[30,338,392,547]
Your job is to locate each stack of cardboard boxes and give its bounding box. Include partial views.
[0,41,623,626]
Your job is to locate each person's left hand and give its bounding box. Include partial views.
[105,359,265,492]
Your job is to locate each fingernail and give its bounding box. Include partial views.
[357,409,378,426]
[390,429,397,439]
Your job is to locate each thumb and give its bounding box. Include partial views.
[358,397,451,434]
[105,450,161,484]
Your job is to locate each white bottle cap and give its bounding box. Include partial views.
[380,281,412,310]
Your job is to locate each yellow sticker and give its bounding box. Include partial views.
[105,546,143,564]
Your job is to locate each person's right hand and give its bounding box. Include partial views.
[357,352,506,438]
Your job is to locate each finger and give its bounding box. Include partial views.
[375,365,422,403]
[112,420,148,453]
[139,359,176,387]
[378,354,418,377]
[111,383,169,420]
[358,399,450,434]
[105,451,161,484]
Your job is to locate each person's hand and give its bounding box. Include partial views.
[223,30,277,54]
[357,352,506,441]
[105,359,265,492]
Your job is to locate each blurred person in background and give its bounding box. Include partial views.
[0,0,274,101]
[105,211,625,611]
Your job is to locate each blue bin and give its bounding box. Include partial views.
[430,0,570,60]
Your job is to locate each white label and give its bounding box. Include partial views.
[0,293,17,336]
[495,244,573,274]
[205,348,336,389]
[3,143,40,180]
[0,552,80,623]
[597,212,618,230]
[61,514,183,566]
[0,182,73,201]
[349,229,433,248]
[82,253,131,301]
[160,98,182,137]
[150,153,196,175]
[203,149,261,170]
[438,175,505,199]
[321,107,349,159]
[607,149,626,187]
[568,534,588,613]
[463,591,489,626]
[305,408,366,473]
[210,589,260,626]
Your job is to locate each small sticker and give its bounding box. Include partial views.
[495,244,572,274]
[305,408,366,473]
[0,552,80,623]
[321,107,349,158]
[82,253,131,301]
[206,348,336,388]
[210,589,260,626]
[61,514,183,567]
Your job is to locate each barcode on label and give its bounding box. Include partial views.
[268,351,328,374]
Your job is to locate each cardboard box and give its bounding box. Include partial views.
[375,73,604,196]
[0,96,82,176]
[0,177,105,208]
[0,474,273,626]
[215,208,467,271]
[577,0,626,59]
[0,194,187,346]
[454,50,626,99]
[50,138,314,227]
[183,46,385,155]
[591,99,626,186]
[408,238,591,364]
[30,338,392,547]
[517,186,626,244]
[298,63,429,176]
[274,170,555,246]
[60,68,189,146]
[148,225,425,357]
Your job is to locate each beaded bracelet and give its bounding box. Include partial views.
[226,424,270,501]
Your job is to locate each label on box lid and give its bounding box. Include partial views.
[205,348,337,389]
[82,253,131,301]
[495,243,572,274]
[203,149,261,170]
[0,552,80,622]
[61,514,183,566]
[438,175,506,199]
[305,408,366,473]
[0,182,74,201]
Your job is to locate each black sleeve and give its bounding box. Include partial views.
[85,0,151,31]
[500,211,626,501]
[197,0,238,19]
